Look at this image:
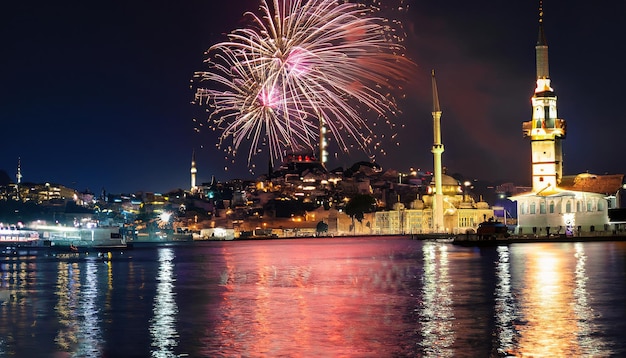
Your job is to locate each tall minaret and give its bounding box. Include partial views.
[15,157,22,200]
[16,157,22,185]
[190,150,197,192]
[319,117,328,167]
[522,1,566,193]
[431,70,445,232]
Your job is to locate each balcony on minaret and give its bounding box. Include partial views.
[522,119,566,139]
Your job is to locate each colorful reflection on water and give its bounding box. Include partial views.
[0,238,624,356]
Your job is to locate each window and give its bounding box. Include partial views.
[598,200,604,211]
[587,201,592,212]
[566,201,572,213]
[540,201,546,214]
[549,201,555,213]
[530,202,536,214]
[521,202,527,215]
[577,201,582,212]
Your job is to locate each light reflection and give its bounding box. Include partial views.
[150,248,180,357]
[572,243,609,356]
[494,246,517,355]
[513,244,610,356]
[55,261,80,351]
[209,239,416,356]
[0,256,39,353]
[420,242,454,357]
[516,247,576,355]
[75,259,103,356]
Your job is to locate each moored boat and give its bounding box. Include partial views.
[34,224,128,250]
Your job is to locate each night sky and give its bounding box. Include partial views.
[2,0,624,194]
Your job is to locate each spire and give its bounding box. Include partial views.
[537,0,547,46]
[431,69,441,113]
[535,0,550,81]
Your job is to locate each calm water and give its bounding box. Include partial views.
[1,237,625,357]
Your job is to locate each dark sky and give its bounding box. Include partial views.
[1,0,624,194]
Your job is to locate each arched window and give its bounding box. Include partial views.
[587,201,593,212]
[530,202,536,214]
[566,201,572,213]
[577,201,582,212]
[540,201,546,214]
[549,201,555,213]
[521,202,527,215]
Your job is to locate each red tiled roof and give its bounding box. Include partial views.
[560,173,624,195]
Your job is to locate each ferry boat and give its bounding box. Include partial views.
[0,228,43,247]
[0,227,47,254]
[35,224,128,250]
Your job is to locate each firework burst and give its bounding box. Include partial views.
[193,0,415,166]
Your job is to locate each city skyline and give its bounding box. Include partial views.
[2,0,625,194]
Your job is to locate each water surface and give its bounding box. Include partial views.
[0,237,625,357]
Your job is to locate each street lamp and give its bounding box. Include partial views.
[463,181,471,202]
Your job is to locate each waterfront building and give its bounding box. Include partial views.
[510,5,624,236]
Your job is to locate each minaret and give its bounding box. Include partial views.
[522,1,566,193]
[15,157,22,200]
[319,117,328,167]
[16,157,22,185]
[431,70,445,232]
[190,150,197,192]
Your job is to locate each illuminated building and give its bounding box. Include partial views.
[511,4,623,236]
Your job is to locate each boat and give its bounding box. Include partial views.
[34,224,129,250]
[0,227,48,254]
[452,219,511,246]
[123,225,194,247]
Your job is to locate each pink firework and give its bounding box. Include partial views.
[193,0,415,165]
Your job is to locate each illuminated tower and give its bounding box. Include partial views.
[431,70,445,232]
[522,2,566,193]
[190,150,197,192]
[319,117,328,167]
[16,157,22,185]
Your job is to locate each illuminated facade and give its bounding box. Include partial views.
[374,174,493,235]
[512,5,621,236]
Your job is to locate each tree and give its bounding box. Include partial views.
[344,194,376,224]
[316,221,328,236]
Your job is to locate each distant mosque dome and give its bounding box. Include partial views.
[429,174,461,196]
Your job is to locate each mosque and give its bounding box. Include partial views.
[510,4,624,236]
[373,70,494,235]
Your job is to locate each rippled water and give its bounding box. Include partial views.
[0,237,625,357]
